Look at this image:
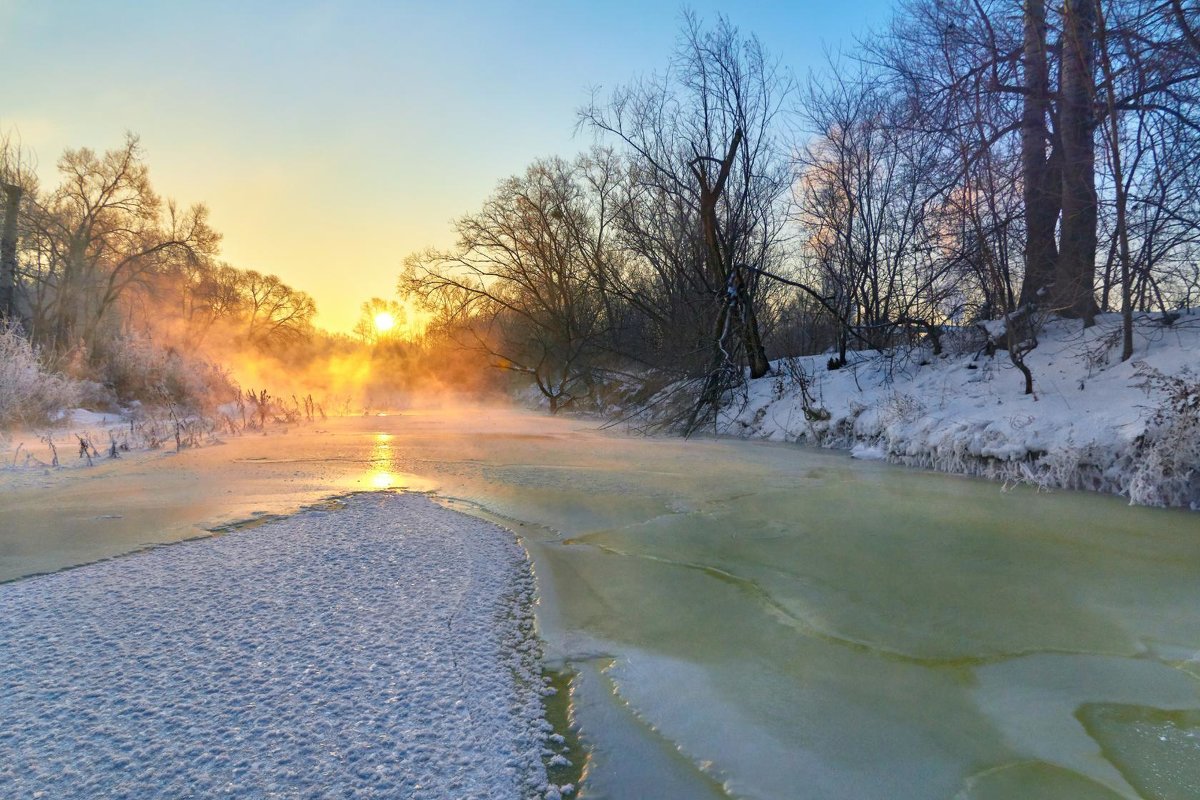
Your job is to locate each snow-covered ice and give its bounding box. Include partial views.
[0,492,550,799]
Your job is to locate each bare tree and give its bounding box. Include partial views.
[1019,0,1062,309]
[20,134,219,356]
[353,297,407,345]
[0,133,40,325]
[1055,0,1101,322]
[240,270,317,347]
[581,12,794,429]
[871,0,1200,335]
[403,156,612,412]
[795,61,958,365]
[0,180,20,320]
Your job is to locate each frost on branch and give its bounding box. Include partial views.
[0,323,79,428]
[1130,365,1200,509]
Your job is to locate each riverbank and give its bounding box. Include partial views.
[0,407,236,498]
[0,492,567,799]
[713,311,1200,509]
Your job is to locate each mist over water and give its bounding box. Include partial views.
[3,407,1198,798]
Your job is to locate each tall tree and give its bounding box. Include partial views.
[1055,0,1100,322]
[581,12,793,427]
[23,134,219,354]
[0,181,20,319]
[1018,0,1062,309]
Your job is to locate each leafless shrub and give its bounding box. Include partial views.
[1130,364,1200,508]
[0,324,80,428]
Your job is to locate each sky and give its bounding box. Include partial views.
[1,0,894,332]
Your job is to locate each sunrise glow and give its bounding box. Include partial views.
[374,312,396,333]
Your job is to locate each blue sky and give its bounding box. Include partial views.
[1,1,895,330]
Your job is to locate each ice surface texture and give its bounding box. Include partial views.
[0,492,548,799]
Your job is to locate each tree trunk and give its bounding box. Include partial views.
[1018,0,1060,308]
[694,129,771,380]
[1093,0,1135,360]
[733,266,771,378]
[0,182,20,320]
[1055,0,1100,324]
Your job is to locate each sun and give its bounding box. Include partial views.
[374,312,396,333]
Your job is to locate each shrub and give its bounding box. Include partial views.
[1129,365,1200,509]
[98,334,238,413]
[0,323,80,428]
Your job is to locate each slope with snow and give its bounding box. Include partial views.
[721,312,1200,508]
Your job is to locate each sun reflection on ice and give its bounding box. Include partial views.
[371,472,397,489]
[369,434,398,489]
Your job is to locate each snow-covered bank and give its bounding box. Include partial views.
[1,408,131,472]
[0,408,203,487]
[0,406,312,495]
[1,493,561,799]
[718,312,1200,509]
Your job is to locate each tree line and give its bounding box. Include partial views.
[0,132,506,413]
[406,4,1200,426]
[0,133,318,370]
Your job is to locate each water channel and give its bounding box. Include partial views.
[2,408,1198,798]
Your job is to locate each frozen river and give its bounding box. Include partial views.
[3,407,1199,798]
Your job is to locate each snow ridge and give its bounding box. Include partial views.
[0,492,551,799]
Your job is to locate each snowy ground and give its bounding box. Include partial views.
[0,492,559,799]
[0,408,184,492]
[719,311,1200,509]
[2,408,127,462]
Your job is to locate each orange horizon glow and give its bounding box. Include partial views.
[374,312,396,333]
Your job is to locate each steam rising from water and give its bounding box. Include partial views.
[190,322,510,415]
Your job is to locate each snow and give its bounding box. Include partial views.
[721,312,1200,508]
[978,317,1007,341]
[0,492,552,799]
[62,408,123,427]
[850,442,887,460]
[1,407,143,479]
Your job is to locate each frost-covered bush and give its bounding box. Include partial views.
[0,324,80,428]
[99,334,237,412]
[1129,365,1200,509]
[883,392,926,426]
